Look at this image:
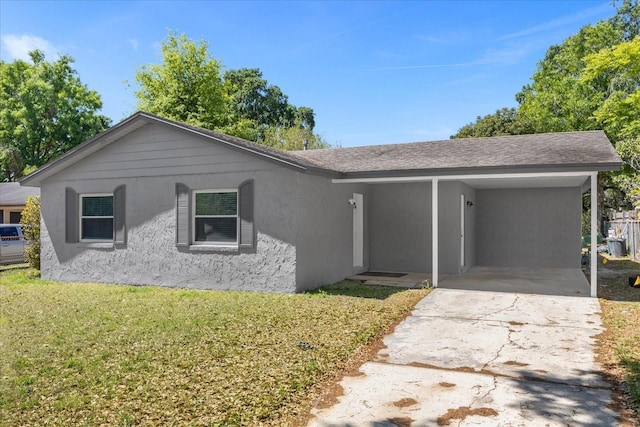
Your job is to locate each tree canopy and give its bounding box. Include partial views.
[452,0,640,209]
[452,107,534,138]
[134,33,227,129]
[0,50,110,181]
[134,32,324,149]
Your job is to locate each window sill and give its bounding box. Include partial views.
[76,242,114,249]
[187,244,239,253]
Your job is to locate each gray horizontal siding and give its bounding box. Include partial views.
[55,124,277,181]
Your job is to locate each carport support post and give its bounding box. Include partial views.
[590,172,597,297]
[432,178,439,288]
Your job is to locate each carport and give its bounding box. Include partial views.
[340,171,597,296]
[311,131,624,298]
[436,171,597,296]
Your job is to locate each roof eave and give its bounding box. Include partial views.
[336,162,624,180]
[20,112,338,187]
[20,112,151,187]
[145,114,340,177]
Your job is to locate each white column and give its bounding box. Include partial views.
[432,178,439,288]
[590,172,598,298]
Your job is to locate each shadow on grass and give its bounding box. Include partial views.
[0,262,30,272]
[308,280,417,300]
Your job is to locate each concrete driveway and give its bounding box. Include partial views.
[308,289,618,426]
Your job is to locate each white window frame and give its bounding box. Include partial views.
[79,193,114,243]
[192,189,239,247]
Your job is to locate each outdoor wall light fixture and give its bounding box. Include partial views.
[348,198,357,208]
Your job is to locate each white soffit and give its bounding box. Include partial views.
[332,172,593,189]
[459,175,589,189]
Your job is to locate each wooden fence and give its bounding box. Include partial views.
[606,219,640,262]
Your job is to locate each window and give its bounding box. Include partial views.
[9,211,21,224]
[65,186,125,245]
[175,181,253,249]
[192,190,238,245]
[80,194,113,241]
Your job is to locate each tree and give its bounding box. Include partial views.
[222,68,317,142]
[19,195,40,269]
[134,32,227,128]
[451,107,533,138]
[454,1,640,209]
[581,36,640,208]
[224,68,294,128]
[0,144,24,182]
[133,31,326,150]
[515,20,623,134]
[261,121,329,151]
[0,50,110,177]
[581,37,640,140]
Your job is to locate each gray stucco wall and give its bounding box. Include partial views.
[39,123,302,292]
[463,184,477,272]
[369,182,433,273]
[439,182,476,274]
[366,181,476,275]
[476,187,581,268]
[294,176,369,292]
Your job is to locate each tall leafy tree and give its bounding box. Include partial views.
[134,32,227,129]
[515,20,623,134]
[261,122,329,151]
[581,36,640,207]
[0,50,110,180]
[134,31,324,150]
[224,68,295,129]
[222,68,318,143]
[452,0,640,209]
[451,107,533,138]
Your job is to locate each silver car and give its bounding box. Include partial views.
[0,224,27,264]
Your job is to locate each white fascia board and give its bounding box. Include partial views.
[331,171,596,184]
[590,172,598,298]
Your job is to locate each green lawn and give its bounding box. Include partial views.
[0,269,428,426]
[597,256,640,423]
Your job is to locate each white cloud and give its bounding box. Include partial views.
[497,2,612,41]
[1,34,58,61]
[128,39,139,51]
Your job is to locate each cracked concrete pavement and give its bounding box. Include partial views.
[308,289,618,426]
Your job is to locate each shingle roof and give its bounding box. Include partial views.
[0,182,40,205]
[150,114,331,173]
[20,112,622,186]
[291,131,622,176]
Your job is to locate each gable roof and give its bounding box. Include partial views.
[291,131,622,178]
[20,111,622,186]
[20,112,337,186]
[0,182,40,206]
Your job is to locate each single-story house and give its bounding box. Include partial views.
[0,182,40,224]
[20,112,622,296]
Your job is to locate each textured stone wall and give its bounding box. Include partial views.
[40,163,300,292]
[40,208,296,292]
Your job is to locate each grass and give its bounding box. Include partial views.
[596,255,640,423]
[0,269,428,426]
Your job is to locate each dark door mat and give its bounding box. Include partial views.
[363,271,407,278]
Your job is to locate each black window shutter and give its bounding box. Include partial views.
[65,187,78,243]
[114,185,126,244]
[239,179,254,248]
[176,183,190,247]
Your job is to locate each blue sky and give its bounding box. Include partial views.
[0,1,616,147]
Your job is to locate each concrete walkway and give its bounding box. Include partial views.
[308,289,618,426]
